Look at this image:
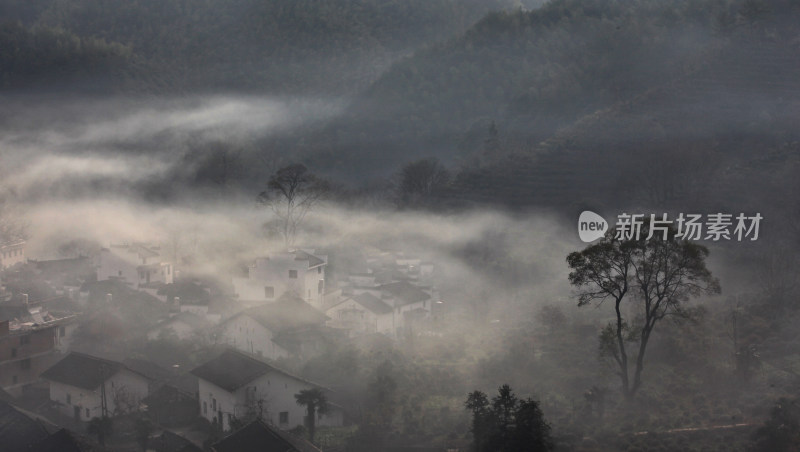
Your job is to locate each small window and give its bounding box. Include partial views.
[289,270,298,279]
[318,267,321,274]
[265,286,274,298]
[67,394,71,404]
[59,327,66,337]
[20,359,30,370]
[203,401,207,414]
[11,348,16,358]
[12,375,18,384]
[118,270,123,276]
[318,280,323,294]
[20,336,30,345]
[279,412,289,424]
[212,398,216,411]
[86,408,90,418]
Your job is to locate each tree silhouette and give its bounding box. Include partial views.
[567,223,720,399]
[294,388,329,444]
[465,385,553,452]
[258,164,329,246]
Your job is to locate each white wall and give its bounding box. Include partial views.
[198,371,343,432]
[326,299,378,335]
[220,315,289,360]
[48,369,149,421]
[234,253,325,307]
[97,249,139,286]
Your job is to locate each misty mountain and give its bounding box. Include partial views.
[449,0,800,212]
[301,0,741,175]
[0,0,542,94]
[300,0,800,212]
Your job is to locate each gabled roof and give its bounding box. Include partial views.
[152,312,209,332]
[152,430,203,452]
[41,352,149,390]
[191,349,325,393]
[123,358,172,383]
[191,349,271,392]
[0,386,13,402]
[230,292,328,334]
[378,281,430,306]
[352,292,393,314]
[293,249,326,268]
[329,293,392,315]
[212,420,321,452]
[0,401,50,452]
[29,428,93,452]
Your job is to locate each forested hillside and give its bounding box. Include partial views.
[0,0,540,94]
[297,0,800,212]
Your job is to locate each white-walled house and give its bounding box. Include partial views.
[0,240,26,269]
[191,349,344,432]
[218,293,329,361]
[232,250,327,308]
[96,243,173,288]
[347,281,433,338]
[325,293,394,336]
[41,352,151,422]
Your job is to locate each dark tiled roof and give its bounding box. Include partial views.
[0,401,50,452]
[152,430,203,452]
[0,386,13,402]
[212,420,321,452]
[234,293,328,334]
[29,428,93,452]
[41,352,150,390]
[191,349,325,393]
[123,358,172,383]
[190,349,272,391]
[378,281,430,306]
[294,250,325,268]
[351,293,393,314]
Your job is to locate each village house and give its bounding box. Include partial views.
[325,292,394,336]
[147,312,211,342]
[96,243,173,289]
[0,240,26,270]
[218,292,329,361]
[191,349,343,432]
[41,352,152,422]
[341,280,434,338]
[232,250,326,308]
[0,296,78,396]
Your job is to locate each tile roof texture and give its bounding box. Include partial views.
[212,420,321,452]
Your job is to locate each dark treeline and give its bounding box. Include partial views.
[0,0,539,94]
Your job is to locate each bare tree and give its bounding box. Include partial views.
[257,164,329,247]
[395,158,450,209]
[112,384,139,416]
